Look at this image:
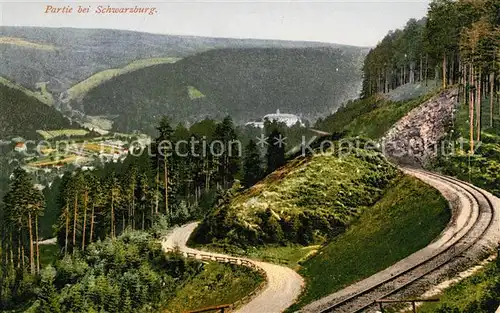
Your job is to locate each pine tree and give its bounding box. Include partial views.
[213,116,241,189]
[36,266,61,313]
[3,168,45,274]
[152,116,174,218]
[243,140,263,188]
[266,128,286,173]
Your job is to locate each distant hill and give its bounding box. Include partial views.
[0,27,368,134]
[0,84,77,139]
[77,47,366,133]
[0,26,365,93]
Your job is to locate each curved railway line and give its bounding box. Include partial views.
[313,169,498,313]
[163,170,499,313]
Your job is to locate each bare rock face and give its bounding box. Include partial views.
[382,88,458,167]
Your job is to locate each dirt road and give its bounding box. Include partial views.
[162,222,304,313]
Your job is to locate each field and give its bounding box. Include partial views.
[37,129,89,139]
[66,57,182,102]
[188,85,206,99]
[82,143,121,154]
[0,76,54,106]
[287,175,450,311]
[0,36,56,51]
[29,155,80,167]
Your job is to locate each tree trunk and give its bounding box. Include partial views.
[164,157,169,217]
[20,234,25,269]
[469,64,475,154]
[142,211,145,231]
[418,55,424,82]
[132,198,135,230]
[442,53,447,89]
[385,67,389,93]
[9,233,13,265]
[461,59,466,104]
[65,205,69,255]
[449,52,454,86]
[28,212,34,275]
[155,165,159,215]
[410,62,415,84]
[0,227,6,303]
[425,54,429,86]
[89,204,95,244]
[17,232,21,269]
[205,160,210,192]
[476,69,482,142]
[403,65,406,85]
[73,193,78,249]
[35,215,40,274]
[111,196,115,238]
[490,72,495,128]
[82,190,88,251]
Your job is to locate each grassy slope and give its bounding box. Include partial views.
[417,262,500,313]
[164,263,264,313]
[0,37,56,51]
[316,91,437,140]
[230,150,397,218]
[414,96,500,312]
[66,57,181,102]
[287,175,449,311]
[191,147,400,247]
[0,84,77,139]
[0,76,54,106]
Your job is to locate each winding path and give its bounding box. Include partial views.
[162,222,304,313]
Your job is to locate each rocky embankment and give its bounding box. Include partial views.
[382,88,458,166]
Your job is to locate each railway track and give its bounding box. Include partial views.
[315,169,497,313]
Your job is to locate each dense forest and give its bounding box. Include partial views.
[360,0,499,149]
[1,229,240,312]
[0,26,359,92]
[0,85,78,139]
[77,47,365,133]
[0,115,297,311]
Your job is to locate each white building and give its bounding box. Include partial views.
[246,109,305,129]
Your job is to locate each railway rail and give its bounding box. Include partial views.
[314,169,497,313]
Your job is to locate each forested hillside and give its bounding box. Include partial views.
[0,84,77,139]
[76,47,365,133]
[0,26,354,92]
[0,115,272,312]
[360,0,499,147]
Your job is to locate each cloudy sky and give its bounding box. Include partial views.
[0,1,431,47]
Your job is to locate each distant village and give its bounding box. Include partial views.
[4,134,151,189]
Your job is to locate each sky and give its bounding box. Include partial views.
[0,0,431,47]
